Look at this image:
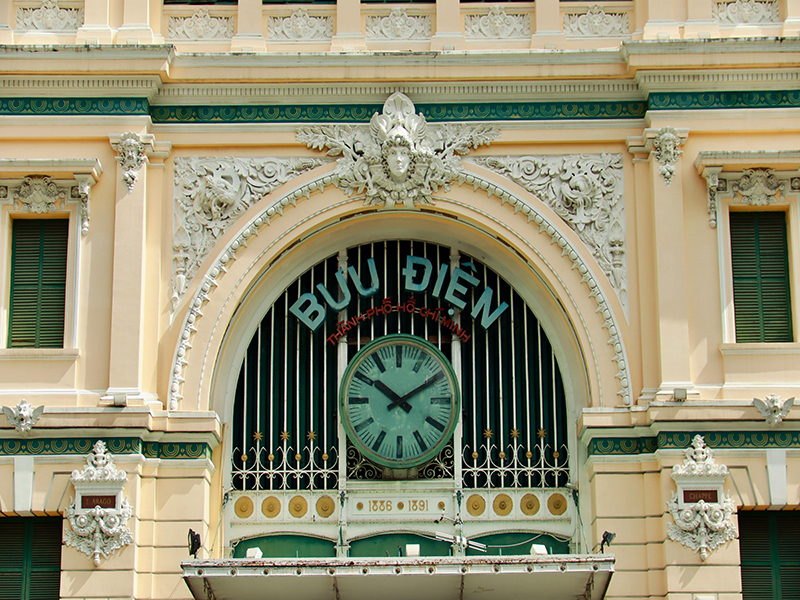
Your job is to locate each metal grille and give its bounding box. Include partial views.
[231,240,568,491]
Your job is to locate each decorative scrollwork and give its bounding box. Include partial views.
[366,8,431,40]
[465,6,530,39]
[267,8,333,41]
[563,5,628,36]
[168,8,234,40]
[713,0,779,23]
[16,0,83,30]
[232,442,338,491]
[462,439,569,489]
[346,441,454,480]
[732,168,785,205]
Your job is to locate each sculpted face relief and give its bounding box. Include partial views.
[386,145,412,182]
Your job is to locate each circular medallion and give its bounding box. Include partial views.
[316,496,335,518]
[520,493,540,516]
[261,496,281,518]
[289,495,308,518]
[493,493,513,516]
[467,494,486,516]
[548,493,567,515]
[340,334,460,469]
[234,496,254,519]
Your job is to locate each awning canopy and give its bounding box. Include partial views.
[183,555,614,600]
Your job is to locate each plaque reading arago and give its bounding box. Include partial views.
[81,495,117,509]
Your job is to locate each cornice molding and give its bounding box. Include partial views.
[0,75,162,98]
[0,43,174,61]
[635,69,800,95]
[621,37,800,56]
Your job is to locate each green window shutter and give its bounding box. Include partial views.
[730,212,793,343]
[0,518,61,600]
[740,512,800,600]
[8,220,69,348]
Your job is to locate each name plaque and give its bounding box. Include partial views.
[81,495,117,509]
[683,490,718,504]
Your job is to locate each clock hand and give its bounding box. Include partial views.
[387,371,445,411]
[373,380,412,413]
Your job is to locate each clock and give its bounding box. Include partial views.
[340,334,460,469]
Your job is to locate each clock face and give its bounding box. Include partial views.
[340,334,460,469]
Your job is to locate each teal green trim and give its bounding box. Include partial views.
[349,533,452,558]
[150,100,647,123]
[649,90,800,110]
[590,431,800,455]
[467,532,570,556]
[0,97,149,116]
[233,535,336,559]
[0,438,211,459]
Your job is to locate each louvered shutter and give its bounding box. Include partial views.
[730,212,793,343]
[0,520,26,600]
[0,518,61,600]
[740,512,800,600]
[8,220,68,348]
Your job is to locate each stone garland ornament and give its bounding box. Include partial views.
[562,4,629,36]
[712,0,779,23]
[732,168,785,205]
[366,8,431,40]
[168,8,234,40]
[3,400,44,434]
[64,441,133,566]
[667,435,737,561]
[473,154,628,313]
[754,394,794,426]
[172,156,325,308]
[2,175,91,235]
[297,92,499,208]
[702,170,722,228]
[112,132,146,194]
[465,6,530,39]
[16,0,83,30]
[652,127,683,187]
[267,8,333,41]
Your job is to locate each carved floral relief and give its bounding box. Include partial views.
[465,6,530,39]
[267,8,333,41]
[168,8,234,40]
[16,0,83,30]
[563,5,629,36]
[1,175,91,235]
[712,0,780,23]
[366,8,431,40]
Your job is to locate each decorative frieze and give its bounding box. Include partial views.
[16,0,83,31]
[712,0,780,23]
[111,132,146,194]
[732,168,785,205]
[667,436,737,561]
[1,174,92,235]
[653,127,684,186]
[267,8,332,41]
[472,154,628,313]
[563,5,628,37]
[168,8,234,40]
[366,8,431,40]
[297,92,498,208]
[172,156,325,308]
[754,394,794,426]
[63,441,133,566]
[465,6,530,39]
[2,400,44,434]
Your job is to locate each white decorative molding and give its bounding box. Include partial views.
[0,174,92,235]
[472,154,628,313]
[297,92,498,208]
[465,6,530,39]
[172,156,325,308]
[168,171,632,411]
[652,127,684,186]
[712,0,780,23]
[111,132,146,193]
[563,5,629,37]
[267,8,332,41]
[754,394,795,426]
[667,435,737,561]
[16,0,83,31]
[366,8,431,40]
[732,168,786,205]
[168,8,234,40]
[63,441,133,566]
[2,400,44,433]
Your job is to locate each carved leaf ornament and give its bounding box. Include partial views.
[297,92,499,208]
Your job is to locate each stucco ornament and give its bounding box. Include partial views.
[563,5,629,36]
[366,8,431,39]
[3,400,44,434]
[297,92,499,208]
[713,0,779,23]
[16,0,83,30]
[12,175,65,213]
[667,435,737,561]
[465,6,530,38]
[168,8,234,39]
[172,156,325,308]
[112,132,146,193]
[652,127,683,186]
[64,441,133,567]
[473,154,628,313]
[267,8,332,40]
[73,178,91,236]
[754,394,795,426]
[732,168,785,205]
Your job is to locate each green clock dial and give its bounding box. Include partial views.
[340,334,460,469]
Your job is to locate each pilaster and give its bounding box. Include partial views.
[0,0,14,44]
[532,0,566,47]
[230,0,267,52]
[76,0,115,44]
[117,0,155,44]
[782,0,800,35]
[331,0,367,51]
[642,0,681,39]
[684,0,721,38]
[430,0,465,50]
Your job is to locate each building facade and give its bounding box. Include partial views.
[1,1,799,598]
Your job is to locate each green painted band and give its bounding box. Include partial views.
[0,437,211,459]
[649,90,800,110]
[590,431,800,455]
[0,97,149,115]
